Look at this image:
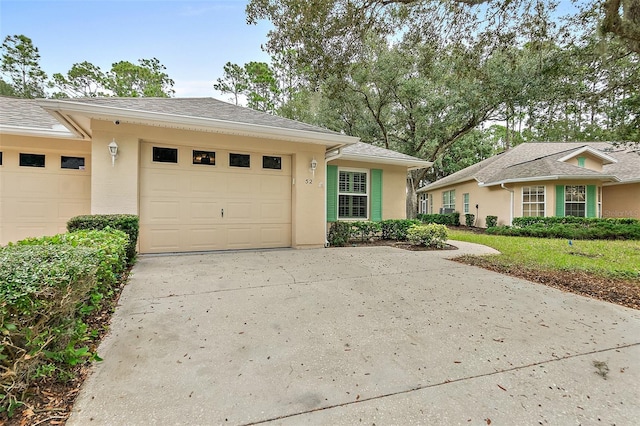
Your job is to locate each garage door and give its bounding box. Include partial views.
[139,143,291,253]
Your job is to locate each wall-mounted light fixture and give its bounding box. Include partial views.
[108,139,118,167]
[310,157,318,177]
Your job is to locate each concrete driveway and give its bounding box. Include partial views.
[68,243,640,425]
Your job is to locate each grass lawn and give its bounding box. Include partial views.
[448,230,640,280]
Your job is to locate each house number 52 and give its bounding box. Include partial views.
[305,179,313,184]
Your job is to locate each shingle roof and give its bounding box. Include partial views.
[63,97,339,135]
[0,96,69,132]
[419,142,640,192]
[341,142,429,163]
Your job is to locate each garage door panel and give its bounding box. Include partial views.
[140,143,291,253]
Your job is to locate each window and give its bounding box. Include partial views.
[193,150,215,165]
[577,157,586,167]
[338,170,368,219]
[597,186,602,218]
[463,193,470,214]
[522,186,545,217]
[262,155,282,170]
[442,190,455,210]
[428,194,433,214]
[565,185,586,217]
[0,152,2,165]
[419,193,427,214]
[20,153,45,167]
[61,156,85,170]
[153,147,178,163]
[230,153,250,168]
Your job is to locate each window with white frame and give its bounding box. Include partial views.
[429,194,433,214]
[522,185,545,217]
[463,193,470,214]
[565,185,586,217]
[419,193,428,214]
[597,186,602,218]
[338,170,368,219]
[442,190,455,210]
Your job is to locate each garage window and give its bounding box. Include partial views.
[153,147,178,163]
[20,153,45,167]
[262,156,281,170]
[0,152,2,165]
[61,156,85,170]
[230,153,250,168]
[193,150,215,165]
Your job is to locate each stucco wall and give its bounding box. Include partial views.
[0,133,91,245]
[327,159,408,220]
[90,120,327,249]
[603,182,640,218]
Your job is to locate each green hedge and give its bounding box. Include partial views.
[0,229,129,416]
[67,214,139,264]
[417,213,461,226]
[487,219,640,240]
[381,219,421,240]
[511,216,640,227]
[327,219,422,246]
[407,224,449,248]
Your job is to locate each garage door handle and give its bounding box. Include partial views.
[221,208,224,218]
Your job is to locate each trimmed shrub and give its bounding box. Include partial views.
[67,214,139,264]
[486,215,498,228]
[351,221,382,242]
[487,221,640,240]
[327,221,352,247]
[512,216,640,228]
[465,213,475,227]
[418,212,460,226]
[1,229,129,416]
[407,224,449,248]
[381,219,421,240]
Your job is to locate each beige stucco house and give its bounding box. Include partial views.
[417,142,640,227]
[0,96,430,253]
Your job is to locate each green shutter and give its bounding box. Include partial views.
[577,157,586,167]
[586,185,597,218]
[326,165,338,222]
[371,169,383,222]
[555,185,565,217]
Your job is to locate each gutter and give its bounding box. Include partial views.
[501,183,514,225]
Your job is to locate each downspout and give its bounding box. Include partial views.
[501,183,514,225]
[324,147,343,247]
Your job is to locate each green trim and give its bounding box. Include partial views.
[555,185,565,217]
[371,169,383,222]
[586,185,597,218]
[326,165,338,222]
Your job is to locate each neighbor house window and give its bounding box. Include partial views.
[61,156,85,170]
[262,156,282,170]
[419,193,427,214]
[597,187,602,218]
[338,170,368,219]
[442,190,455,210]
[522,185,545,217]
[20,153,45,167]
[153,147,178,163]
[429,194,433,214]
[193,150,215,165]
[229,153,250,168]
[577,157,586,167]
[565,185,586,217]
[463,193,470,214]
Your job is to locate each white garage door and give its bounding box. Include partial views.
[139,143,292,253]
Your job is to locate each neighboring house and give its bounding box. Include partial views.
[417,142,640,227]
[0,96,430,253]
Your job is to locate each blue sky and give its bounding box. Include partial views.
[0,0,272,98]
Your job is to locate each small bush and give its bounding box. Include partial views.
[486,215,498,228]
[487,221,640,240]
[418,213,460,226]
[1,229,129,416]
[67,214,139,264]
[407,224,449,248]
[351,221,382,242]
[381,219,421,240]
[327,222,352,247]
[465,214,475,227]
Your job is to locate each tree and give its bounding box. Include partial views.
[51,61,107,98]
[105,58,175,97]
[244,61,280,112]
[0,34,47,98]
[214,62,248,105]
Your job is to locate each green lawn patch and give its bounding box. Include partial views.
[448,230,640,280]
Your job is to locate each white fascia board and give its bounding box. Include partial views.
[603,178,640,186]
[0,124,79,139]
[37,100,359,147]
[557,146,618,164]
[417,177,478,193]
[480,175,620,187]
[339,153,432,169]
